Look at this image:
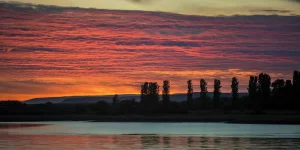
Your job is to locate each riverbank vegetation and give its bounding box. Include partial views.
[0,71,299,117]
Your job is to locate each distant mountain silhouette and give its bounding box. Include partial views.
[24,93,248,104]
[24,97,72,104]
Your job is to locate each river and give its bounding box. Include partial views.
[0,122,299,149]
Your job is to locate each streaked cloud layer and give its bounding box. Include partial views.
[1,0,300,16]
[0,3,300,100]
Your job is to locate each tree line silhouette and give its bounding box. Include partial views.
[0,70,299,115]
[135,70,300,112]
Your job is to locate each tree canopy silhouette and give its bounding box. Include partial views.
[258,73,271,109]
[200,79,208,100]
[213,79,222,109]
[271,79,285,109]
[285,80,293,109]
[248,76,258,109]
[141,82,149,104]
[140,82,159,106]
[162,80,170,105]
[293,70,300,109]
[187,80,193,102]
[231,77,239,109]
[149,82,160,103]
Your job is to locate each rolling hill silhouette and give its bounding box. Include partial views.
[24,93,248,104]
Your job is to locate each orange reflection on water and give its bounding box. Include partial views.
[1,134,300,150]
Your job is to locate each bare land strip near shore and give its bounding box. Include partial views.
[1,111,300,124]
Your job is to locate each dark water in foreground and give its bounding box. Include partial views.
[0,122,300,150]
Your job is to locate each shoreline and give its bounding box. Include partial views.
[0,123,48,129]
[1,114,300,125]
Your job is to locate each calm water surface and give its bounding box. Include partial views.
[0,122,300,150]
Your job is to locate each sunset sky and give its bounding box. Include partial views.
[0,0,300,100]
